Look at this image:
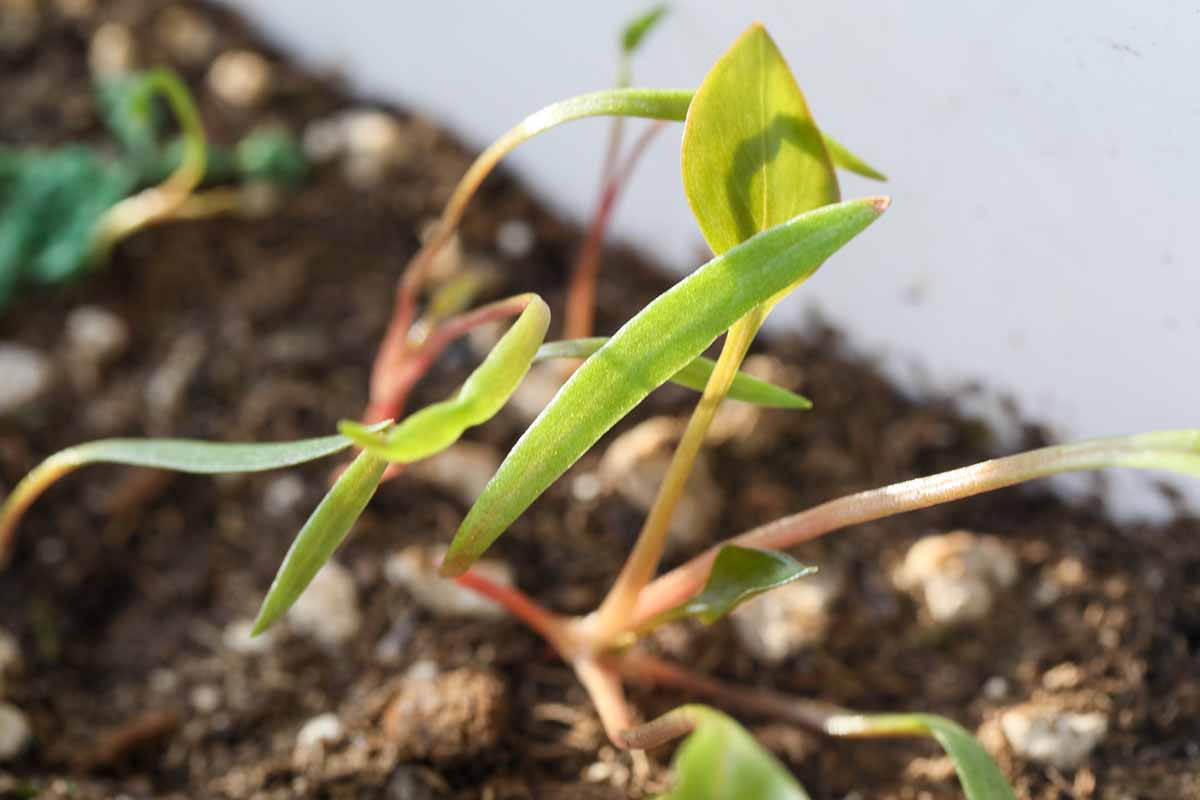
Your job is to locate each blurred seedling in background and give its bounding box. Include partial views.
[3,15,1199,800]
[0,66,305,310]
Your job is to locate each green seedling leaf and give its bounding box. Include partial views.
[622,4,669,54]
[832,713,1015,800]
[657,706,812,800]
[822,133,888,182]
[443,197,887,576]
[682,23,840,256]
[0,424,389,564]
[658,545,816,625]
[341,295,551,462]
[251,449,387,635]
[535,338,810,409]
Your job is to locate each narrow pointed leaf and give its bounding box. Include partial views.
[339,296,550,462]
[252,449,387,635]
[535,338,811,409]
[658,706,812,800]
[822,133,888,181]
[0,424,389,563]
[443,197,887,575]
[656,545,816,626]
[622,4,669,54]
[833,713,1016,800]
[682,23,840,256]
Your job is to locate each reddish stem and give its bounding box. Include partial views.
[364,293,535,424]
[620,652,843,735]
[563,121,666,345]
[454,568,570,655]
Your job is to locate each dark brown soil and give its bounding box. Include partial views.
[1,3,1198,799]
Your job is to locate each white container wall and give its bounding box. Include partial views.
[231,1,1200,516]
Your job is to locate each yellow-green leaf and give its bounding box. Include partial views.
[340,295,550,462]
[652,545,816,627]
[682,23,840,256]
[251,449,386,635]
[830,713,1016,800]
[442,197,886,576]
[535,338,811,409]
[656,706,812,800]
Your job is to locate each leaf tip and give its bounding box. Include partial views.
[249,602,278,638]
[869,195,891,214]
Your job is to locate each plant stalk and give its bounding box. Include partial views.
[630,430,1200,627]
[90,69,207,261]
[590,305,769,640]
[369,89,692,421]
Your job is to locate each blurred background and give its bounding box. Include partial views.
[235,1,1199,517]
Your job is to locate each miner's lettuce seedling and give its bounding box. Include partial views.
[4,17,1199,800]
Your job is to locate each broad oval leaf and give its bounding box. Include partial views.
[832,713,1016,800]
[655,545,815,626]
[535,338,811,409]
[657,706,812,800]
[251,449,387,635]
[340,295,550,462]
[443,197,887,576]
[682,23,839,256]
[0,424,389,563]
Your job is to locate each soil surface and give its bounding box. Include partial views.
[2,3,1198,799]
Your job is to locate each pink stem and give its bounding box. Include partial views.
[454,568,569,653]
[630,438,1145,627]
[563,121,666,343]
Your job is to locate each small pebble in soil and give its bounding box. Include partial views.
[0,343,52,415]
[262,473,308,518]
[1000,705,1107,769]
[222,618,275,655]
[706,355,801,456]
[599,417,723,552]
[64,305,129,390]
[385,545,511,619]
[382,667,508,761]
[731,565,843,664]
[294,712,343,765]
[406,442,501,507]
[893,530,1018,625]
[154,5,215,65]
[88,21,136,76]
[208,49,272,109]
[189,684,221,714]
[0,702,32,762]
[0,0,38,54]
[287,561,362,646]
[65,306,128,365]
[982,675,1011,701]
[506,362,564,423]
[495,219,535,259]
[341,109,413,187]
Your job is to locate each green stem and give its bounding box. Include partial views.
[90,68,207,261]
[631,430,1200,626]
[590,305,769,640]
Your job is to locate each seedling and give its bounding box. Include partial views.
[3,20,1197,799]
[0,67,305,310]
